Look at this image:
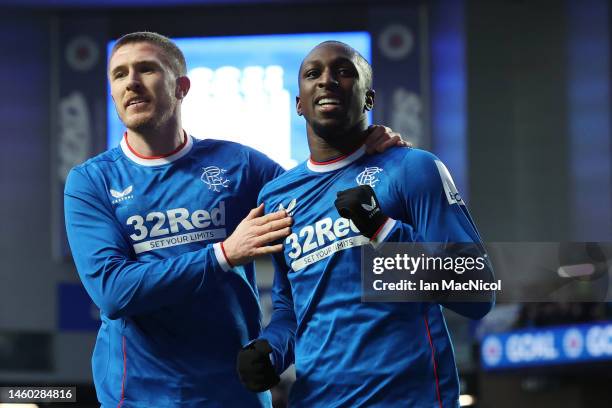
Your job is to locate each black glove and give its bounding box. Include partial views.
[236,339,280,392]
[334,185,387,238]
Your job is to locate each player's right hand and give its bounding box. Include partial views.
[334,185,388,238]
[237,339,280,392]
[222,204,292,266]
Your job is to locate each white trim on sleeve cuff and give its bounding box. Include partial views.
[370,218,397,249]
[213,242,233,272]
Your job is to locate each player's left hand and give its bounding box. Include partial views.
[334,185,388,238]
[237,339,280,392]
[364,125,411,154]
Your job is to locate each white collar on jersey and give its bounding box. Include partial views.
[306,145,366,173]
[120,131,194,166]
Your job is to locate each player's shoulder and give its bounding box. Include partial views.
[192,137,259,158]
[194,137,282,169]
[192,137,242,151]
[193,137,283,180]
[65,147,123,193]
[367,147,450,192]
[259,161,308,200]
[377,146,442,174]
[379,146,438,164]
[190,137,243,160]
[69,147,123,176]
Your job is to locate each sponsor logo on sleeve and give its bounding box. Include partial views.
[434,160,463,205]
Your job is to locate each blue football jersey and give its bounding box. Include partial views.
[64,134,284,407]
[259,146,493,408]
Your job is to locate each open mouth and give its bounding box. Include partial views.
[125,98,149,109]
[315,97,343,113]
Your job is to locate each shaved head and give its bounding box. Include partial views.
[296,40,375,143]
[300,41,373,89]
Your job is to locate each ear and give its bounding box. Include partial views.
[296,95,303,116]
[176,76,191,100]
[364,89,375,112]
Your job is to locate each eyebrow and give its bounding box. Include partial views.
[109,59,164,76]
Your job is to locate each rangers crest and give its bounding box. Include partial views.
[356,167,383,187]
[201,166,230,192]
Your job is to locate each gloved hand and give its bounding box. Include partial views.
[236,339,280,392]
[334,185,388,238]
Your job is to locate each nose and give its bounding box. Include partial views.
[317,69,339,88]
[126,70,143,92]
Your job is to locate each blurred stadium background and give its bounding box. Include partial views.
[0,0,611,407]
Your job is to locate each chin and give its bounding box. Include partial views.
[123,114,156,131]
[311,119,348,140]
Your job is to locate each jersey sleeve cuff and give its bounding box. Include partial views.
[213,242,234,272]
[370,218,397,249]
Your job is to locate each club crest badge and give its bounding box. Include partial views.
[201,166,230,192]
[356,167,383,187]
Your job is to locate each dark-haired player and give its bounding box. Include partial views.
[237,41,494,407]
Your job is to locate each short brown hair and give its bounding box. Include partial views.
[110,31,187,77]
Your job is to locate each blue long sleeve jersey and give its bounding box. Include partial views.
[259,146,494,408]
[64,135,287,407]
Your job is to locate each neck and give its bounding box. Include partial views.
[307,120,369,163]
[126,118,183,157]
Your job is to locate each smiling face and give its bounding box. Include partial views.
[108,41,182,133]
[297,42,374,141]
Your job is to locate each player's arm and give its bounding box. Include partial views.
[259,250,296,374]
[397,153,494,318]
[236,196,297,392]
[64,167,289,319]
[236,251,296,392]
[335,152,495,319]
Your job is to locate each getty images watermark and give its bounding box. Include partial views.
[361,242,498,302]
[371,252,500,292]
[361,242,611,303]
